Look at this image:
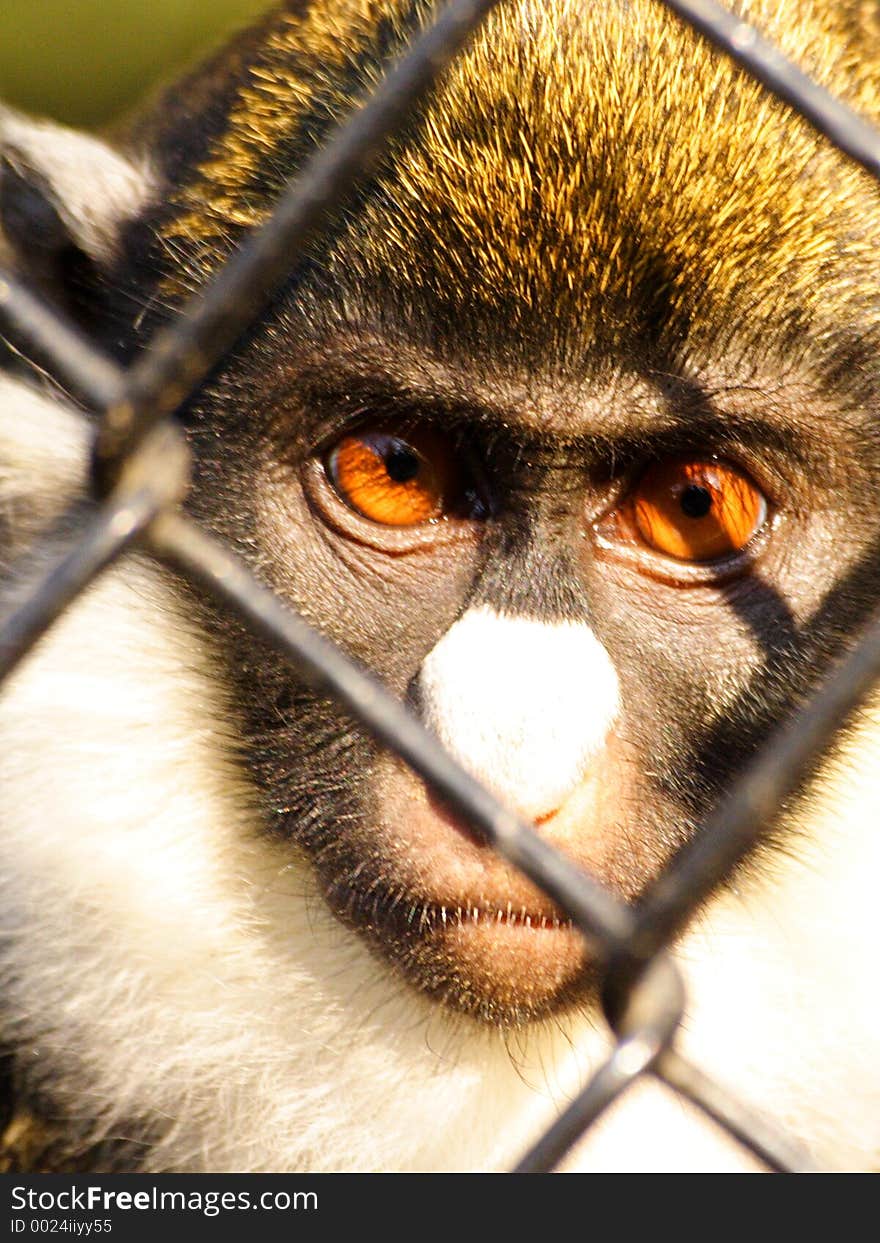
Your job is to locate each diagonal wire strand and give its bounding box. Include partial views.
[148,509,634,950]
[659,0,880,179]
[93,0,505,485]
[656,1048,823,1174]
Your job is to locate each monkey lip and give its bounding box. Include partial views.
[424,899,574,932]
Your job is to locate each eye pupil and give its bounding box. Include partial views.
[680,484,712,519]
[385,443,420,483]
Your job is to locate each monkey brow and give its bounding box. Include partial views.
[280,346,832,472]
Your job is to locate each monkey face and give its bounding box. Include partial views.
[180,336,880,1027]
[129,0,880,1025]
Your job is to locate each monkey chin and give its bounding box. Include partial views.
[425,912,597,1028]
[348,898,599,1028]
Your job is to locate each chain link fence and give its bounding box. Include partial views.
[1,0,879,1173]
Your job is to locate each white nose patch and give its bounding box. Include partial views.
[417,606,620,822]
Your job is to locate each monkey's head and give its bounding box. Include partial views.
[5,0,880,1029]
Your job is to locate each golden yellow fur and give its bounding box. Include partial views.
[160,0,880,368]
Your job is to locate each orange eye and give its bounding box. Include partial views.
[627,458,767,562]
[326,425,459,526]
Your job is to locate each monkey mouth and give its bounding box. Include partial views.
[332,752,634,1024]
[455,903,574,931]
[325,876,576,937]
[402,898,575,934]
[326,871,594,1026]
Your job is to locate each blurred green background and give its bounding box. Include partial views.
[0,0,273,129]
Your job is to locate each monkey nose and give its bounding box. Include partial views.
[416,605,621,822]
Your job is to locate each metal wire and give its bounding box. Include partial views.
[661,0,880,181]
[92,0,505,489]
[627,599,880,970]
[514,956,686,1173]
[1,0,878,1174]
[0,493,151,681]
[0,271,123,410]
[655,1049,823,1175]
[149,510,633,951]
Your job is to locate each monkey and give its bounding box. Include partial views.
[0,0,879,1173]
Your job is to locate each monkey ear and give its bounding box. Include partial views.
[0,107,154,314]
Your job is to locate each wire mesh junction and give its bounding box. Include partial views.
[2,0,879,1173]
